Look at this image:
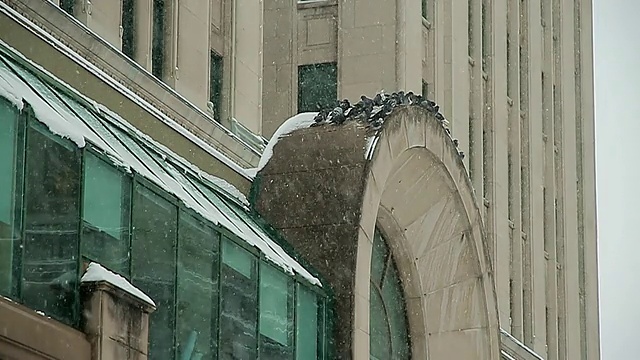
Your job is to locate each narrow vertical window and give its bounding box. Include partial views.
[152,0,166,79]
[296,284,325,360]
[209,51,223,122]
[122,0,136,59]
[369,229,410,360]
[131,184,177,360]
[59,0,75,16]
[297,62,337,113]
[82,152,131,276]
[0,99,20,298]
[259,263,294,359]
[176,212,219,359]
[219,238,258,359]
[23,122,81,326]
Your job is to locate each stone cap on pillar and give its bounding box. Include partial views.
[80,262,156,313]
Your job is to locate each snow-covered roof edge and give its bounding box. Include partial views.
[0,41,322,287]
[81,262,156,308]
[256,112,319,173]
[0,3,256,179]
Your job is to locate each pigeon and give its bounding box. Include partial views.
[326,106,346,124]
[459,151,465,159]
[453,139,459,147]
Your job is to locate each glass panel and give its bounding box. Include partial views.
[82,152,131,275]
[371,231,388,287]
[122,0,136,58]
[219,238,258,360]
[0,100,19,297]
[382,263,410,360]
[131,184,177,360]
[296,284,319,360]
[259,263,294,360]
[298,63,337,113]
[152,0,166,79]
[22,123,80,326]
[369,286,392,360]
[210,51,223,121]
[176,211,219,360]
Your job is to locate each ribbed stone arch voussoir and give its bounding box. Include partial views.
[354,106,500,360]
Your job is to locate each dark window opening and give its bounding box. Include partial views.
[152,0,166,79]
[122,0,136,59]
[209,51,223,122]
[60,0,75,16]
[298,62,337,113]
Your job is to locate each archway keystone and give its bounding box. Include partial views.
[252,106,500,359]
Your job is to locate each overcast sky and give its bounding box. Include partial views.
[593,0,638,358]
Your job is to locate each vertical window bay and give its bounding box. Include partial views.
[131,184,177,360]
[0,100,19,297]
[259,263,294,359]
[82,152,131,276]
[176,212,219,359]
[22,123,81,326]
[219,238,258,359]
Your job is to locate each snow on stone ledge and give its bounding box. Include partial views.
[81,262,155,308]
[256,112,318,173]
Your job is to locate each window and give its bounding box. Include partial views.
[122,0,136,58]
[0,99,20,297]
[152,0,166,79]
[176,212,219,359]
[209,51,223,122]
[422,0,427,20]
[82,152,131,276]
[260,263,294,359]
[369,229,410,360]
[298,63,337,113]
[59,0,75,16]
[219,238,258,359]
[131,184,177,360]
[22,122,81,326]
[296,284,325,360]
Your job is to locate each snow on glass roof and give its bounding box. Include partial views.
[0,44,321,287]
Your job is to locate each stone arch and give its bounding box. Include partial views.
[252,106,500,359]
[354,107,500,359]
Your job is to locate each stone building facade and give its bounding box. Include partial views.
[0,0,598,359]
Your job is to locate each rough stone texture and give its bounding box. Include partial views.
[81,281,155,360]
[253,106,501,359]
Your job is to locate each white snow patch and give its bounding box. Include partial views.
[0,70,22,110]
[365,134,380,160]
[0,61,85,147]
[81,262,155,307]
[257,112,318,173]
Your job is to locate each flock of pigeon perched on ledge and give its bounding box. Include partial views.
[311,91,465,159]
